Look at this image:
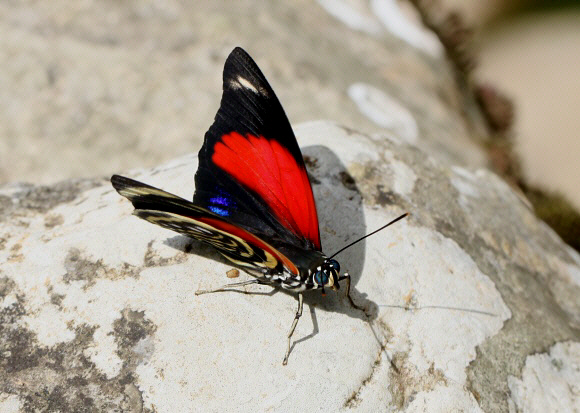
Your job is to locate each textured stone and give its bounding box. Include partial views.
[1,0,484,185]
[508,341,580,412]
[1,1,579,411]
[1,121,578,411]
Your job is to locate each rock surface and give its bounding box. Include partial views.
[1,120,579,412]
[0,0,486,186]
[2,1,580,412]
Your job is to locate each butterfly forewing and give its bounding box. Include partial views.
[110,47,372,365]
[193,47,321,251]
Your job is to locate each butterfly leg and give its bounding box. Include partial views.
[340,272,364,311]
[195,279,261,295]
[282,292,304,365]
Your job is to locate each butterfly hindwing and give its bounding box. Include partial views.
[135,210,279,271]
[111,174,299,275]
[193,47,321,251]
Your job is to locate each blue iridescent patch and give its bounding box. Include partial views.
[208,192,233,217]
[210,196,231,206]
[209,206,229,216]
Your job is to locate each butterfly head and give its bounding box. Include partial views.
[313,258,341,295]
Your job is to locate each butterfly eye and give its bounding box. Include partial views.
[328,259,340,273]
[314,271,329,286]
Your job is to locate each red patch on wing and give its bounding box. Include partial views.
[211,132,320,249]
[200,216,299,275]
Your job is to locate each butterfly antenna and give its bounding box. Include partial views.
[328,212,409,259]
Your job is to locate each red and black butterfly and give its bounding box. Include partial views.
[111,47,407,364]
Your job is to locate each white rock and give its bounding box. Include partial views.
[0,394,22,413]
[1,121,578,411]
[508,342,580,412]
[370,0,443,57]
[348,83,419,144]
[316,0,383,35]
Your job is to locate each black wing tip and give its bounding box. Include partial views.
[111,174,127,191]
[110,174,158,193]
[228,47,257,65]
[111,174,136,192]
[223,47,267,87]
[230,46,250,57]
[225,46,253,69]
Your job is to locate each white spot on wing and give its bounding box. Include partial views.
[229,76,265,95]
[237,76,259,93]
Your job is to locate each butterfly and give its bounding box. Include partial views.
[111,47,407,364]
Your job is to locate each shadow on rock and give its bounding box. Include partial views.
[162,145,382,351]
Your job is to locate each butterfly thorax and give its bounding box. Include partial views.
[260,243,341,293]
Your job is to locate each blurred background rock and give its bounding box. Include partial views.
[0,0,578,249]
[442,0,580,249]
